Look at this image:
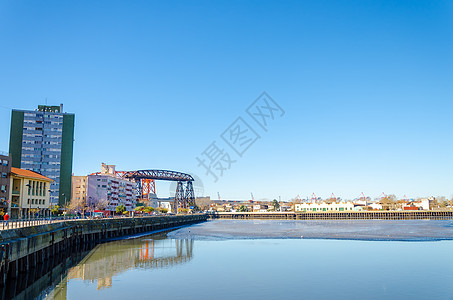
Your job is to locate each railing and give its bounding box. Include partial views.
[0,213,204,231]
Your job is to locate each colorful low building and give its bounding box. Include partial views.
[8,167,53,218]
[294,201,354,212]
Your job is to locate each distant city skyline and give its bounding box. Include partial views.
[1,1,452,201]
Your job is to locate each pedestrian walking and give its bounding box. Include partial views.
[4,213,10,227]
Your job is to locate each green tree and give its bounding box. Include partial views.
[238,205,248,212]
[272,199,280,211]
[157,207,168,214]
[144,207,155,214]
[51,205,60,215]
[116,204,126,214]
[134,206,144,212]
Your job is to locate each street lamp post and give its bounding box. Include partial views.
[26,183,31,221]
[48,189,52,222]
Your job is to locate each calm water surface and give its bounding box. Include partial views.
[43,220,453,299]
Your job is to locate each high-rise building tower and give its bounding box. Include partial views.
[9,104,75,206]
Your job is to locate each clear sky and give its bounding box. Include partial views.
[0,0,452,201]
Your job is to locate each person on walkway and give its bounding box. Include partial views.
[4,213,10,227]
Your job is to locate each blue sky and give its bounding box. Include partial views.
[0,0,452,201]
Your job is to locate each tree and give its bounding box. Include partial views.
[69,195,86,214]
[96,199,109,211]
[380,194,397,210]
[436,196,447,209]
[116,204,126,215]
[156,207,168,214]
[143,207,155,214]
[51,205,60,215]
[134,206,144,212]
[238,205,248,212]
[272,199,280,211]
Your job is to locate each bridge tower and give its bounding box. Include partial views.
[175,181,186,212]
[141,179,156,198]
[185,181,195,208]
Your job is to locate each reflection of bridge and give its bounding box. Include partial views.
[103,169,196,211]
[67,237,194,290]
[137,239,194,268]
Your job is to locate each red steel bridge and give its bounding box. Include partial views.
[92,169,196,212]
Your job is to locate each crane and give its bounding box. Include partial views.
[330,193,337,202]
[296,194,302,203]
[250,192,255,203]
[358,192,367,203]
[311,193,318,203]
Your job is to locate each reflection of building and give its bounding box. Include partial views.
[68,238,193,289]
[8,167,53,218]
[87,164,136,212]
[0,153,11,212]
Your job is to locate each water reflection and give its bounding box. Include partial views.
[1,250,90,300]
[47,235,193,299]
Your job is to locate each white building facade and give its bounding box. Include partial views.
[295,202,354,212]
[87,174,137,212]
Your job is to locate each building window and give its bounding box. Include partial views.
[28,199,30,204]
[32,181,35,196]
[42,200,45,205]
[2,160,8,166]
[39,182,43,196]
[0,185,5,193]
[43,183,46,196]
[1,173,6,178]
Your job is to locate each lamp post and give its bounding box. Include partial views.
[88,196,93,218]
[25,183,31,221]
[48,189,52,222]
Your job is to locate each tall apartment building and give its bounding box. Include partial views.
[9,104,75,206]
[87,164,137,212]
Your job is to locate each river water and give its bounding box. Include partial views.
[30,220,453,299]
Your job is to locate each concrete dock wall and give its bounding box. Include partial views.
[211,211,453,220]
[0,215,207,286]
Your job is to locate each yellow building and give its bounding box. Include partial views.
[9,167,53,218]
[71,175,87,208]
